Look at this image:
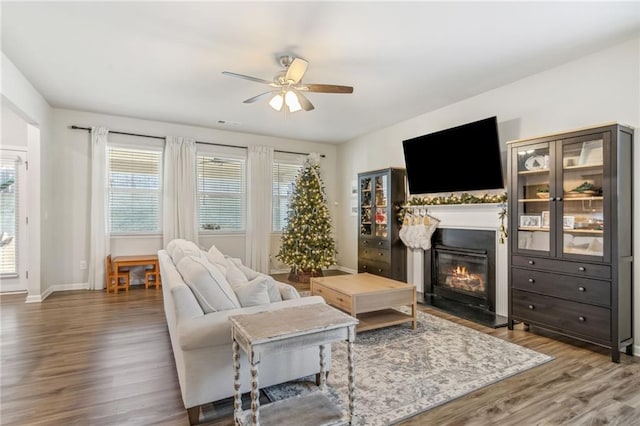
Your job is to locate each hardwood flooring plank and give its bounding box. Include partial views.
[1,288,638,425]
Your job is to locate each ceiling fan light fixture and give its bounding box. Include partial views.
[268,93,284,111]
[285,90,302,112]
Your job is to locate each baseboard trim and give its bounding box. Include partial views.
[269,265,349,275]
[632,344,639,357]
[25,282,89,303]
[336,266,356,274]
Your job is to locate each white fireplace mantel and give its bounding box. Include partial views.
[406,203,509,317]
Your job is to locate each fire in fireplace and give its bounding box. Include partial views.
[434,245,490,310]
[424,228,504,327]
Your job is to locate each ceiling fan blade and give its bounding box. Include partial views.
[296,91,315,111]
[285,58,308,84]
[299,84,354,94]
[222,71,278,87]
[243,91,277,104]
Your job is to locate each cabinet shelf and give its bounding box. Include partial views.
[564,163,603,172]
[564,229,603,235]
[519,227,549,232]
[518,169,549,175]
[518,198,550,203]
[562,196,603,201]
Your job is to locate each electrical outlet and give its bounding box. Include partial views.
[80,260,87,270]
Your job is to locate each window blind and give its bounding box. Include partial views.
[108,146,162,233]
[0,158,17,275]
[272,160,303,231]
[197,155,246,231]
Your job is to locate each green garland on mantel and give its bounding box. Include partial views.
[401,192,509,243]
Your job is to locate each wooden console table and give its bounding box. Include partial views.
[111,254,161,291]
[229,303,358,426]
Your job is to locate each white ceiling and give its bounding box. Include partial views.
[2,2,639,144]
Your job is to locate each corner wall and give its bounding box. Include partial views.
[337,36,640,353]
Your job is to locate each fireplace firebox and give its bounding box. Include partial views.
[434,245,489,310]
[424,228,505,327]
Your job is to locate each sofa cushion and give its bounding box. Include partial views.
[228,257,261,281]
[176,255,240,313]
[168,239,202,265]
[232,277,271,307]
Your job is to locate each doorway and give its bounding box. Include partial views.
[0,148,28,293]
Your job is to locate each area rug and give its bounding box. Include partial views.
[264,307,553,425]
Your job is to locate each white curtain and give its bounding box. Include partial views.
[245,146,273,273]
[163,136,198,248]
[88,127,109,290]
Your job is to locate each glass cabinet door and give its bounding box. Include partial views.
[374,175,388,237]
[560,137,604,258]
[515,143,551,254]
[360,177,372,236]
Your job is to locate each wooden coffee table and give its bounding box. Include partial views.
[311,273,417,332]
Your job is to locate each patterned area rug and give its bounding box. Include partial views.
[264,307,553,425]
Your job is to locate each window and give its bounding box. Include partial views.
[272,154,304,231]
[197,153,246,231]
[0,157,18,275]
[108,146,162,233]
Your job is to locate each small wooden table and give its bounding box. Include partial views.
[229,304,358,426]
[111,254,161,291]
[311,273,417,332]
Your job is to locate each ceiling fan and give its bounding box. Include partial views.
[222,56,353,113]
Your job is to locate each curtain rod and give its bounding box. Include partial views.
[69,125,325,158]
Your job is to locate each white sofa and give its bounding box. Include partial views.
[159,240,330,424]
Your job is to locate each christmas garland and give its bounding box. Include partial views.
[400,192,509,243]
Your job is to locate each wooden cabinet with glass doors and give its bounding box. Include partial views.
[507,123,633,362]
[358,168,407,282]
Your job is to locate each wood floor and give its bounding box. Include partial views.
[1,287,638,425]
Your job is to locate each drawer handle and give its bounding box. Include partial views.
[378,241,383,246]
[378,252,384,256]
[528,278,535,283]
[578,286,585,292]
[528,260,535,265]
[362,265,367,269]
[377,269,383,273]
[337,297,344,302]
[364,250,368,254]
[578,266,586,272]
[528,304,535,310]
[578,316,586,322]
[363,240,368,244]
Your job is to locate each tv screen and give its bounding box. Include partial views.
[402,116,504,195]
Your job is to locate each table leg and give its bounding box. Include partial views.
[318,344,327,391]
[232,340,242,425]
[347,326,356,424]
[412,301,417,330]
[250,349,260,426]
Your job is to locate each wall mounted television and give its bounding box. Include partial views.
[402,116,504,195]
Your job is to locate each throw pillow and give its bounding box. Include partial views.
[176,255,240,313]
[227,256,260,280]
[224,258,249,287]
[168,239,202,265]
[262,276,283,302]
[279,283,301,300]
[233,277,271,307]
[205,250,228,275]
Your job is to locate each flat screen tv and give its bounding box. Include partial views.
[402,116,504,195]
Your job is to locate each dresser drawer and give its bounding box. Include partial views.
[358,246,390,263]
[311,284,352,313]
[360,238,389,249]
[358,260,391,278]
[512,268,611,306]
[512,290,611,342]
[512,255,610,280]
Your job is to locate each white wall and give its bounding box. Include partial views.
[337,36,640,354]
[1,100,28,147]
[50,108,338,287]
[1,51,52,300]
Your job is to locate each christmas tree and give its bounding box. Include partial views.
[276,154,337,283]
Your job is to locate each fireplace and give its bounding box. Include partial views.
[434,245,490,310]
[424,228,505,327]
